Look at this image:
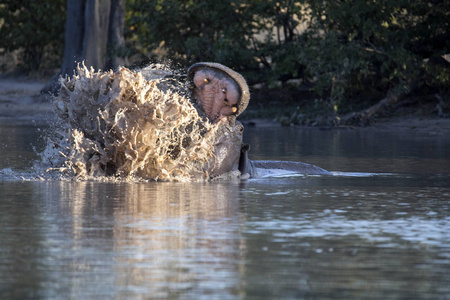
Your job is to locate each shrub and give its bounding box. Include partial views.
[0,0,66,73]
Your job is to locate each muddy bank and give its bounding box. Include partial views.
[367,117,450,134]
[1,77,449,134]
[0,77,54,124]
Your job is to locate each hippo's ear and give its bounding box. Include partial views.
[187,62,250,117]
[238,143,251,175]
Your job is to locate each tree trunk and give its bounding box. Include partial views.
[83,0,111,70]
[42,0,124,95]
[60,0,85,78]
[340,81,418,126]
[340,91,403,126]
[105,0,125,70]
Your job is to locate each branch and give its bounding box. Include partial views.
[339,92,401,126]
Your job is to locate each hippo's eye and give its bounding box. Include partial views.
[232,106,238,113]
[222,88,227,93]
[204,78,209,84]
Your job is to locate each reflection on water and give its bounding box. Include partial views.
[0,181,246,298]
[241,179,450,299]
[1,122,450,299]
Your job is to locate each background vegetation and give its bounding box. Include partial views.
[0,0,66,74]
[1,0,449,125]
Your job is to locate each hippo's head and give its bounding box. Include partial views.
[187,62,250,125]
[187,62,250,177]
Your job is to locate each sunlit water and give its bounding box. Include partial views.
[1,121,450,299]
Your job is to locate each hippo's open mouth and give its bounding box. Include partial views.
[187,62,250,124]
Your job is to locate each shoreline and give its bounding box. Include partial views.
[0,77,54,124]
[1,77,449,134]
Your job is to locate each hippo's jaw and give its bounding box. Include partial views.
[192,68,240,123]
[210,120,245,178]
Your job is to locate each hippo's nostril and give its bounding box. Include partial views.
[224,98,229,103]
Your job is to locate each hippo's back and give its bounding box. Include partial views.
[250,160,330,177]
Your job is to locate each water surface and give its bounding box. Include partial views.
[1,122,449,299]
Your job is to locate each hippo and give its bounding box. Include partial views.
[187,62,331,178]
[49,61,329,181]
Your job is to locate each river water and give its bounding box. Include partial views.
[1,121,449,299]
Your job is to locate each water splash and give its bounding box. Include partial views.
[35,64,240,182]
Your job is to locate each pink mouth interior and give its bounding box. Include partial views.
[192,68,240,123]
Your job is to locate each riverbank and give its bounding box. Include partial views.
[0,77,54,124]
[1,76,449,134]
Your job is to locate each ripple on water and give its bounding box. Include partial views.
[247,215,450,247]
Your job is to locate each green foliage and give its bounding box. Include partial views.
[246,0,307,84]
[0,0,66,72]
[127,0,257,74]
[125,0,308,83]
[125,0,449,104]
[300,0,450,117]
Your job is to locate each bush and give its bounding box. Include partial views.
[299,0,450,118]
[126,0,308,84]
[0,0,66,73]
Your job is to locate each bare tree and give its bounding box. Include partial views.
[105,0,125,70]
[42,0,125,94]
